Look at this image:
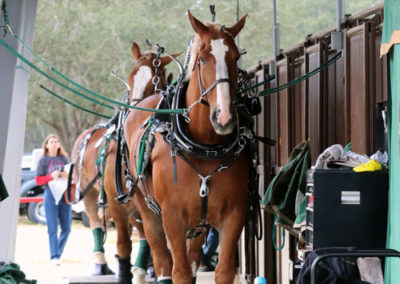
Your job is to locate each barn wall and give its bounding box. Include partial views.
[244,3,385,283]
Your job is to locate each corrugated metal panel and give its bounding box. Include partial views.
[306,43,323,162]
[347,23,370,154]
[254,67,277,284]
[277,58,291,166]
[292,54,306,146]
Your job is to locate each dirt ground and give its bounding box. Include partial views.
[15,215,138,284]
[14,216,218,284]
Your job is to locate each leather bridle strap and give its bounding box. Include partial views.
[79,171,101,200]
[186,62,230,113]
[197,62,230,100]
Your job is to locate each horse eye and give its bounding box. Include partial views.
[199,57,206,64]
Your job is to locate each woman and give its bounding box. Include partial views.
[35,134,71,265]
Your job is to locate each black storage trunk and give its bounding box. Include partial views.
[306,169,388,250]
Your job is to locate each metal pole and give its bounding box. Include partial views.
[270,0,280,76]
[336,0,345,32]
[236,0,242,68]
[332,0,345,50]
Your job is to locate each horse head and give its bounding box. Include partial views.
[128,41,177,103]
[187,11,247,136]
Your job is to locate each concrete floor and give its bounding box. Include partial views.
[15,217,247,284]
[68,271,216,284]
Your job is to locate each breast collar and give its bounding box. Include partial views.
[153,82,251,160]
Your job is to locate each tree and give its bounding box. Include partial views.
[24,0,381,151]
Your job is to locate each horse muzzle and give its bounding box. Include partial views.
[211,107,236,135]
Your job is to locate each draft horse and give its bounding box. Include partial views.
[123,11,249,284]
[71,41,176,283]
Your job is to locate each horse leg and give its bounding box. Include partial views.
[162,209,193,284]
[107,197,133,284]
[186,235,206,284]
[133,192,172,284]
[83,189,114,275]
[214,209,246,284]
[129,214,150,284]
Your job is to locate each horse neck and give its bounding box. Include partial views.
[185,74,225,144]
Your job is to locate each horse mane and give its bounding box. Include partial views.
[184,34,199,82]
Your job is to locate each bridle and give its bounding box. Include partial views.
[185,54,230,114]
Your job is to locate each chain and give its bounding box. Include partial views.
[152,44,164,92]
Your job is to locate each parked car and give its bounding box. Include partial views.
[19,149,89,226]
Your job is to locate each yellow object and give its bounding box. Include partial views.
[353,159,382,172]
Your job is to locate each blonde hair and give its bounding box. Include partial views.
[41,133,69,159]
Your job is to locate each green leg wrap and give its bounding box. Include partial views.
[192,276,197,284]
[92,227,105,253]
[158,280,172,284]
[133,238,150,269]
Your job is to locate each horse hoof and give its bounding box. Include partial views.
[93,263,115,275]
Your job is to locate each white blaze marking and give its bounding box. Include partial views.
[132,65,152,101]
[210,39,231,126]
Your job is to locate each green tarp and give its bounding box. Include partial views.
[381,0,400,282]
[0,263,36,284]
[262,141,310,241]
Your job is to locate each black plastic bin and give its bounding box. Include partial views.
[306,169,388,250]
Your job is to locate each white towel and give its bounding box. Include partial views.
[48,163,71,205]
[48,177,68,205]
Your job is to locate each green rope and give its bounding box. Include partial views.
[344,141,352,152]
[237,75,275,95]
[137,119,154,175]
[259,52,342,97]
[0,31,185,114]
[39,84,112,119]
[11,32,117,107]
[0,35,185,114]
[272,214,285,251]
[16,0,30,69]
[0,37,115,109]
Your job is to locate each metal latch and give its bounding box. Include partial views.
[341,191,360,205]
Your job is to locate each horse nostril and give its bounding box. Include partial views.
[212,110,218,123]
[216,109,232,127]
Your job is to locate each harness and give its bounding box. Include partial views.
[76,123,108,199]
[75,111,121,201]
[94,124,117,207]
[114,41,269,239]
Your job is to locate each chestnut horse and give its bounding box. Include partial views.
[71,41,176,284]
[123,12,248,284]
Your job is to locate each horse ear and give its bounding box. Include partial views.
[188,10,208,37]
[167,73,173,85]
[131,41,142,62]
[225,14,247,38]
[160,52,181,67]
